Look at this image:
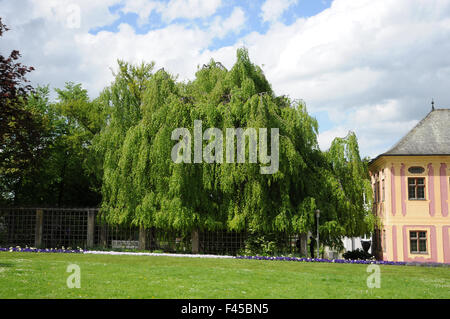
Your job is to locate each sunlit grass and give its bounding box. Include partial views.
[0,252,449,299]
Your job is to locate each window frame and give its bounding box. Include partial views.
[409,230,428,254]
[408,177,426,200]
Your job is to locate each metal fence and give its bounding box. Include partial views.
[199,230,246,255]
[0,207,36,247]
[0,208,249,255]
[0,207,308,256]
[42,208,88,249]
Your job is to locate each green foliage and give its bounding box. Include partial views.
[321,132,376,243]
[239,231,299,256]
[1,20,376,247]
[96,48,376,247]
[0,38,376,247]
[2,83,103,206]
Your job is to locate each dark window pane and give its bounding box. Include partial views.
[417,178,424,185]
[408,186,416,199]
[408,178,415,186]
[377,182,380,198]
[417,186,425,199]
[410,231,417,239]
[410,240,418,252]
[419,239,427,252]
[419,232,426,238]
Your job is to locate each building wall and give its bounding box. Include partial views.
[370,156,450,263]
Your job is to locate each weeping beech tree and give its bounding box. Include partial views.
[95,48,376,248]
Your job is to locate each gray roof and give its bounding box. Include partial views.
[381,108,450,156]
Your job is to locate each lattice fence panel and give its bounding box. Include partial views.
[0,208,36,247]
[42,209,89,249]
[200,230,246,256]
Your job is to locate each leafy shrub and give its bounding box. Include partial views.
[241,233,277,256]
[240,231,298,256]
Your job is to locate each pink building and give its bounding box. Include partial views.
[369,108,450,263]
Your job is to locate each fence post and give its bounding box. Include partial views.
[87,209,95,248]
[34,209,43,248]
[100,224,107,248]
[148,227,155,250]
[139,226,146,250]
[97,210,107,248]
[299,233,307,256]
[191,229,199,254]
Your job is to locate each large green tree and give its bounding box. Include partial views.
[97,49,375,247]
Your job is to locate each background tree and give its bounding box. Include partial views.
[0,18,46,205]
[3,82,103,207]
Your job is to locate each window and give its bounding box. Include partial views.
[381,179,385,202]
[375,182,380,203]
[374,181,381,203]
[373,183,377,203]
[408,178,425,200]
[410,231,427,254]
[382,229,386,253]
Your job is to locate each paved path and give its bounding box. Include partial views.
[84,250,234,259]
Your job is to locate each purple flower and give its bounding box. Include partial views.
[233,254,414,266]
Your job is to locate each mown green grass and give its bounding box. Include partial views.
[0,252,449,299]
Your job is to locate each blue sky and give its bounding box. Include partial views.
[90,0,332,40]
[1,0,450,158]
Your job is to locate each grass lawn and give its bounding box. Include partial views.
[0,251,449,299]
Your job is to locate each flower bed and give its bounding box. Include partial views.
[0,246,84,254]
[235,255,408,266]
[7,247,446,266]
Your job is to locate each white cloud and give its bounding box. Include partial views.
[317,126,349,152]
[2,0,450,158]
[261,0,298,23]
[120,0,162,26]
[74,23,212,94]
[210,7,246,39]
[118,0,223,25]
[28,0,119,31]
[242,0,450,157]
[163,0,222,22]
